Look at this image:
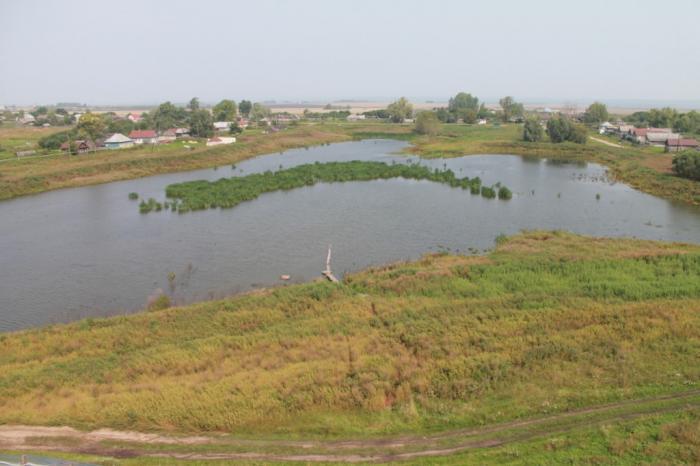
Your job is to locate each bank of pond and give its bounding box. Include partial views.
[135,160,512,213]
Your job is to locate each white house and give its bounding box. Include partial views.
[213,121,233,132]
[104,133,134,150]
[346,114,366,121]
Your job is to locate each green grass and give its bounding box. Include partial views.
[0,231,698,439]
[156,160,507,213]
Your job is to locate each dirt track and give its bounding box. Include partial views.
[1,389,699,463]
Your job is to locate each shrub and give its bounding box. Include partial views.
[128,192,139,200]
[481,186,496,199]
[672,151,700,181]
[498,186,513,200]
[522,117,543,142]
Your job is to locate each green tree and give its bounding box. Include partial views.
[568,123,588,144]
[460,108,478,124]
[188,97,200,112]
[522,117,544,142]
[546,115,572,143]
[448,92,479,113]
[150,101,187,131]
[672,151,700,180]
[189,109,214,138]
[414,111,440,136]
[213,99,238,121]
[239,100,252,118]
[76,112,106,141]
[229,121,243,134]
[499,96,524,122]
[583,102,609,124]
[647,107,677,128]
[251,102,271,121]
[386,97,413,123]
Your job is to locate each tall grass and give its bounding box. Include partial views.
[0,232,698,437]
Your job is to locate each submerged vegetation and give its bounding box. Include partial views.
[159,161,510,213]
[0,231,698,439]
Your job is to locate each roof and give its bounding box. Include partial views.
[161,128,177,136]
[129,130,157,138]
[105,133,133,143]
[646,132,678,142]
[666,138,699,147]
[632,128,648,136]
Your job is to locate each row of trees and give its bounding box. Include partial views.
[625,108,700,134]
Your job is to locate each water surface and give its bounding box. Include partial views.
[1,139,699,331]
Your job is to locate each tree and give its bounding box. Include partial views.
[546,114,587,144]
[672,151,700,180]
[150,101,187,131]
[448,92,479,113]
[229,121,243,134]
[213,99,237,121]
[76,112,105,141]
[499,96,524,122]
[251,102,271,121]
[386,97,413,123]
[414,111,440,136]
[239,100,252,118]
[522,117,543,142]
[436,107,457,123]
[189,109,214,138]
[546,115,572,143]
[583,102,609,125]
[188,97,200,112]
[460,108,478,124]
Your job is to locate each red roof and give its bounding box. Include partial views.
[666,138,699,147]
[632,128,649,136]
[129,130,157,139]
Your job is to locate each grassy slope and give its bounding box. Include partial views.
[1,232,699,440]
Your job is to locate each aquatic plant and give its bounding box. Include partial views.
[139,197,163,214]
[498,186,513,200]
[481,185,496,199]
[156,161,510,213]
[128,192,139,200]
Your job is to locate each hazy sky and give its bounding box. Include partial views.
[1,0,699,105]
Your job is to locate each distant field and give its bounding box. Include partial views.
[0,126,66,160]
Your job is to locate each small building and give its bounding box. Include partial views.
[104,133,134,150]
[60,140,96,153]
[666,138,699,152]
[128,130,158,144]
[206,136,236,146]
[346,114,366,121]
[17,114,35,125]
[213,121,233,132]
[160,128,178,142]
[126,112,142,122]
[175,127,190,138]
[645,132,679,146]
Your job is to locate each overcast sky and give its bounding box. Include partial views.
[1,0,699,106]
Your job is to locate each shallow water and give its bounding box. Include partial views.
[1,139,699,332]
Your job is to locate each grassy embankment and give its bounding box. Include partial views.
[1,122,699,205]
[1,231,698,439]
[139,160,509,213]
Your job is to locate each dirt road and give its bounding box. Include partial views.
[1,389,698,463]
[590,136,623,148]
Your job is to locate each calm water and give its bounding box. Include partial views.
[1,139,700,332]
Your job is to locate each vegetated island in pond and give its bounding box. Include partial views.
[139,160,512,213]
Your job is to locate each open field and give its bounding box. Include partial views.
[1,121,699,206]
[0,126,67,160]
[0,231,699,463]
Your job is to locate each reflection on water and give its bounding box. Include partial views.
[1,139,699,331]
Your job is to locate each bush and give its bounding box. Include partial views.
[38,130,72,150]
[672,151,700,181]
[128,192,139,200]
[414,111,440,136]
[523,117,543,142]
[546,115,587,144]
[498,186,513,200]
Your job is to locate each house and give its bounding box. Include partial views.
[665,138,699,152]
[236,118,249,129]
[645,131,679,146]
[60,140,96,153]
[160,128,178,142]
[213,121,233,132]
[346,114,366,121]
[175,127,190,138]
[104,133,134,150]
[624,127,674,144]
[128,130,158,144]
[17,114,35,125]
[206,136,236,146]
[126,112,142,122]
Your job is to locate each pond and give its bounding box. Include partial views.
[1,139,699,332]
